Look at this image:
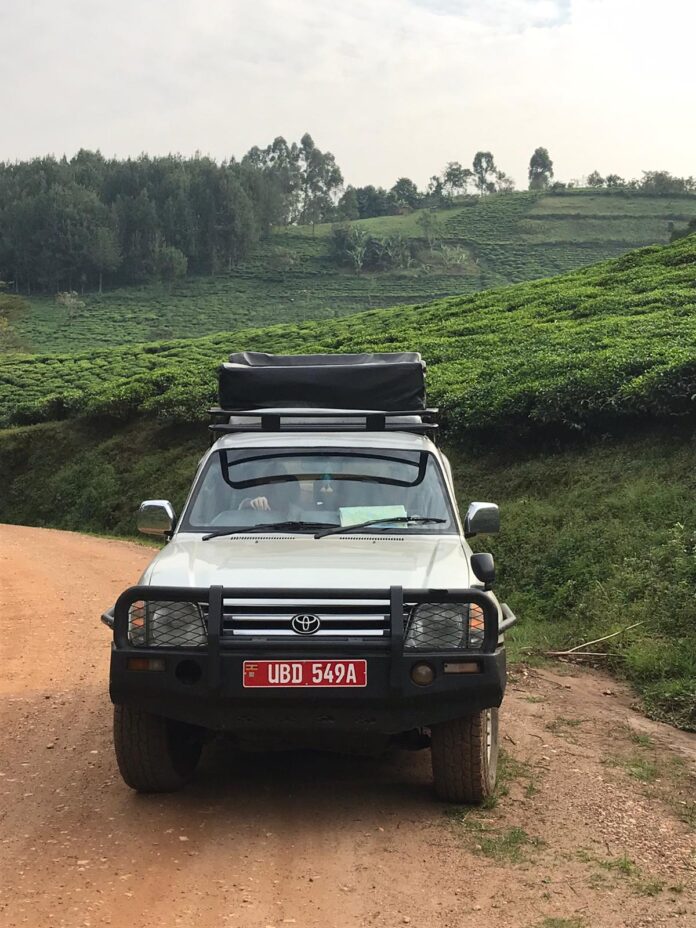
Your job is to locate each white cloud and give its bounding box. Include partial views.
[0,0,694,188]
[410,0,571,29]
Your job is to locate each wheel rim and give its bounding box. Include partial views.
[485,708,493,763]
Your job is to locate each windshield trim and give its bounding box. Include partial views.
[177,446,458,536]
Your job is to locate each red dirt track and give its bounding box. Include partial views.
[1,524,694,928]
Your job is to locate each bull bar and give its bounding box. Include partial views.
[104,586,517,733]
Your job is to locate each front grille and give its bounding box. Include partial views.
[212,601,409,640]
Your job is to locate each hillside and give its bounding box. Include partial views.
[1,230,695,432]
[5,190,696,354]
[1,233,695,729]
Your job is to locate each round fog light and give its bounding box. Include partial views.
[411,662,435,686]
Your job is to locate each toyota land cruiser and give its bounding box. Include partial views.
[102,352,517,802]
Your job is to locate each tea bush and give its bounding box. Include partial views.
[1,233,695,437]
[4,191,695,354]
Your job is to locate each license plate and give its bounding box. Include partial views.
[243,659,367,688]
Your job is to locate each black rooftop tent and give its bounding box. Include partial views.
[218,351,426,412]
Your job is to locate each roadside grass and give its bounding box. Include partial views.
[447,748,545,860]
[627,731,654,748]
[455,427,696,732]
[599,726,696,829]
[545,717,585,743]
[575,848,667,897]
[448,813,545,864]
[479,749,538,808]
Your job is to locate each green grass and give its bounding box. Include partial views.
[452,427,696,731]
[2,230,696,432]
[448,813,544,863]
[604,755,659,783]
[4,191,695,354]
[602,726,696,822]
[576,850,666,898]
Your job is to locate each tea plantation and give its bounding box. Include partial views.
[5,190,695,354]
[2,230,695,436]
[1,231,695,730]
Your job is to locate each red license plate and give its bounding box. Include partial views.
[243,659,367,688]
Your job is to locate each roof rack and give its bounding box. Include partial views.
[208,407,439,436]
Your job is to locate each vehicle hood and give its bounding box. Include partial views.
[142,534,471,591]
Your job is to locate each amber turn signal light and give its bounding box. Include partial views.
[443,661,481,674]
[127,657,165,672]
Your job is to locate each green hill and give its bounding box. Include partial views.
[5,190,696,354]
[1,231,695,432]
[1,233,695,730]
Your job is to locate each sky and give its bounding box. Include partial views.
[1,0,694,189]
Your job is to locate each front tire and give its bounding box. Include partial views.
[430,708,499,803]
[113,705,203,793]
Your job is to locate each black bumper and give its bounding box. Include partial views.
[106,585,515,735]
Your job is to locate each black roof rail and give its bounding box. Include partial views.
[207,407,439,436]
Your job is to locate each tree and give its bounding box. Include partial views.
[587,171,605,188]
[297,133,343,232]
[472,152,497,195]
[337,187,359,220]
[242,136,302,226]
[0,281,26,350]
[494,171,515,193]
[605,174,625,188]
[88,225,121,294]
[389,177,420,210]
[528,147,554,190]
[426,174,446,208]
[157,245,187,288]
[0,150,276,292]
[640,171,691,196]
[443,162,473,198]
[354,185,393,219]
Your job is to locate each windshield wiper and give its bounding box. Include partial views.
[314,516,446,539]
[202,521,338,541]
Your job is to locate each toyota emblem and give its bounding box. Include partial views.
[291,613,322,635]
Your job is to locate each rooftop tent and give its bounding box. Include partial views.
[218,352,426,411]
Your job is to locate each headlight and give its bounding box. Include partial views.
[128,601,206,647]
[405,602,485,650]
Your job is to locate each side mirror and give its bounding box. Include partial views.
[137,500,176,536]
[471,552,495,590]
[464,502,500,537]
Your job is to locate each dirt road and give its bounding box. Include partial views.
[0,524,694,928]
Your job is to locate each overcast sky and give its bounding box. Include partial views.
[1,0,693,188]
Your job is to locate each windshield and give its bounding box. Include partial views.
[180,448,457,534]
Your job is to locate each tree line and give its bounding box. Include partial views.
[334,149,695,222]
[1,135,693,294]
[0,134,343,294]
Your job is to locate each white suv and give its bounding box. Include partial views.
[103,354,517,801]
